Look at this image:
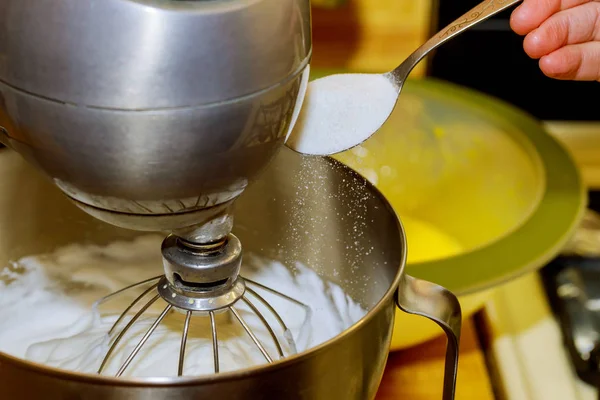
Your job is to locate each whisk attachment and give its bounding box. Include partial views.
[96,234,310,377]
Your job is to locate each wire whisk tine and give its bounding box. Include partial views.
[244,277,310,311]
[230,306,273,363]
[98,293,160,374]
[242,295,284,358]
[109,283,160,336]
[245,287,290,333]
[178,311,192,376]
[209,311,219,373]
[116,304,173,377]
[96,275,162,307]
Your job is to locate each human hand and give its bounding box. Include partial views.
[510,0,600,81]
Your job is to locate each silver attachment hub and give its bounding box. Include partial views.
[157,276,245,313]
[159,233,245,312]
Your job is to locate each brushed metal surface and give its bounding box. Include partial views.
[0,0,312,109]
[0,0,312,235]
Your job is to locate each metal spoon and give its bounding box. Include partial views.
[286,0,522,156]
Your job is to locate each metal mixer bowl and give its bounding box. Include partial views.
[0,147,460,399]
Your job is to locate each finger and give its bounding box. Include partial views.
[510,0,593,35]
[523,1,600,58]
[539,41,600,80]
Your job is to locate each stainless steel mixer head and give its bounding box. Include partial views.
[0,0,312,242]
[96,233,309,377]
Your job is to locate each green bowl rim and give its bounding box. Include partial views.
[396,78,586,295]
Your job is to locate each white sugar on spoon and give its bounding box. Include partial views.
[285,74,398,156]
[285,0,522,156]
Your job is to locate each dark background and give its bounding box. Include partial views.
[427,0,599,121]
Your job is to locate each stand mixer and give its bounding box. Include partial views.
[0,0,312,373]
[0,1,461,399]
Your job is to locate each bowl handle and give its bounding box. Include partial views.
[396,274,462,400]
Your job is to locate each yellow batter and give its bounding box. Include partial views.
[402,217,463,264]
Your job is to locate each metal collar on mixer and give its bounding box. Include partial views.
[160,234,245,311]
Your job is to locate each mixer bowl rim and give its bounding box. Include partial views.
[0,156,408,386]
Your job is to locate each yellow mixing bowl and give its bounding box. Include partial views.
[321,74,585,349]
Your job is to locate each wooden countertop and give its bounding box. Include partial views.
[376,318,495,400]
[544,122,600,190]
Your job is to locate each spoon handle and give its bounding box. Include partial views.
[391,0,522,82]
